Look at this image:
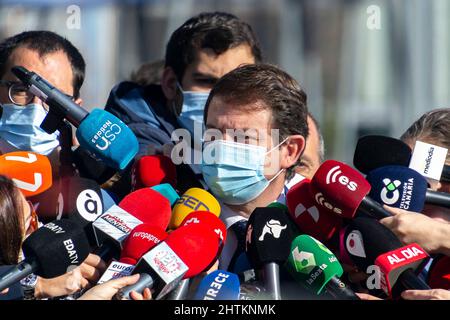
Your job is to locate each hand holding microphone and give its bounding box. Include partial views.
[79,274,152,300]
[380,206,450,256]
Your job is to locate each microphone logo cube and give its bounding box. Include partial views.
[380,178,401,205]
[292,247,316,274]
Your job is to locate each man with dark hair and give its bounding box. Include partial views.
[0,30,106,299]
[201,63,308,271]
[296,113,325,180]
[105,11,262,193]
[0,30,85,155]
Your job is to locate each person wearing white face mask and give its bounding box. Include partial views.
[200,63,309,271]
[104,12,262,195]
[0,31,85,159]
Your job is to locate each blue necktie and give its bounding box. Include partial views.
[228,220,250,273]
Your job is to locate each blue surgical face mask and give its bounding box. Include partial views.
[201,139,287,205]
[0,103,59,155]
[176,83,209,139]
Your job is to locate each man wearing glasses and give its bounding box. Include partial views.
[0,30,84,156]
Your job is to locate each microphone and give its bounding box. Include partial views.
[409,140,448,182]
[30,177,104,245]
[245,207,297,300]
[310,160,391,219]
[151,183,180,207]
[285,234,359,300]
[0,151,52,197]
[92,188,171,260]
[169,187,221,230]
[119,187,172,230]
[117,221,220,300]
[366,165,427,212]
[344,217,431,297]
[286,178,343,242]
[353,135,412,174]
[193,270,240,300]
[428,255,450,290]
[180,211,227,256]
[367,165,450,209]
[0,220,90,291]
[425,189,450,208]
[166,210,227,301]
[97,224,167,284]
[11,66,138,170]
[119,224,168,265]
[131,155,177,190]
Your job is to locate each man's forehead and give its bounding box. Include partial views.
[5,46,74,94]
[206,97,271,128]
[188,45,255,77]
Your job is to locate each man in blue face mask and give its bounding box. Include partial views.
[0,31,85,161]
[104,12,262,194]
[201,64,309,271]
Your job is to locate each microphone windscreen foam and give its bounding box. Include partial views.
[344,217,402,270]
[22,219,90,278]
[120,224,168,265]
[245,207,296,268]
[170,188,221,229]
[310,160,371,218]
[119,187,171,230]
[193,270,240,300]
[285,234,343,295]
[132,155,177,189]
[0,151,52,197]
[353,135,412,174]
[366,165,427,212]
[151,183,179,207]
[165,223,220,278]
[76,109,138,170]
[286,179,343,242]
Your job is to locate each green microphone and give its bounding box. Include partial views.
[285,234,360,300]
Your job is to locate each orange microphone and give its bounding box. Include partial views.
[0,151,52,197]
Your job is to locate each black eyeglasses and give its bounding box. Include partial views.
[0,80,74,106]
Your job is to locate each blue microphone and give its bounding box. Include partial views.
[193,270,240,300]
[151,183,180,207]
[11,66,138,170]
[366,165,427,212]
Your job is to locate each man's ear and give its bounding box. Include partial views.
[280,135,306,169]
[161,67,178,101]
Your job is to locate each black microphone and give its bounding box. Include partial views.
[344,217,431,297]
[245,207,297,300]
[0,220,90,291]
[353,135,412,174]
[425,189,450,208]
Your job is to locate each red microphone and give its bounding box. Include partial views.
[0,151,52,197]
[310,160,391,219]
[375,243,430,296]
[131,155,177,190]
[92,188,172,261]
[428,255,450,290]
[119,187,172,230]
[180,211,227,262]
[286,178,343,242]
[120,224,168,265]
[97,224,168,284]
[118,221,220,300]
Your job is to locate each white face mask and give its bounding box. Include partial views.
[0,103,59,155]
